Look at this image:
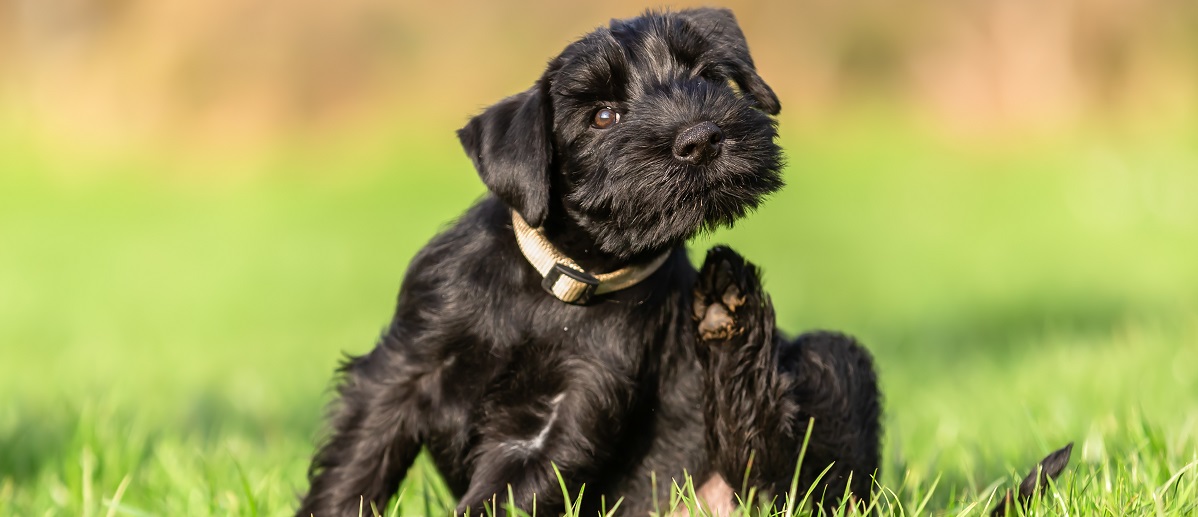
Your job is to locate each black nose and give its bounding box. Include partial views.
[672,121,724,165]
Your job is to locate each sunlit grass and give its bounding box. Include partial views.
[2,125,1196,515]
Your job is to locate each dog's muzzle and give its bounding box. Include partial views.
[511,210,671,305]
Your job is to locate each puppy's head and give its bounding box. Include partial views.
[459,8,784,260]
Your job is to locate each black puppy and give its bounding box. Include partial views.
[297,9,880,516]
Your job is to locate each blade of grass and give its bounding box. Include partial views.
[102,474,131,517]
[231,458,259,517]
[783,417,816,517]
[910,474,941,516]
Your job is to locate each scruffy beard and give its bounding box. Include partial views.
[559,87,784,261]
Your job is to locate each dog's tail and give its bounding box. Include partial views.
[989,442,1073,517]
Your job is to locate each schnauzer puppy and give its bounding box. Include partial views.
[297,8,881,516]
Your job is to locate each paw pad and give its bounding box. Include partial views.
[693,247,759,342]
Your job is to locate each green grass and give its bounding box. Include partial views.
[2,123,1197,516]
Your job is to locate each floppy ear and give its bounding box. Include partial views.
[678,8,781,115]
[457,77,554,227]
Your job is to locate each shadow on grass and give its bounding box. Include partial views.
[0,409,77,483]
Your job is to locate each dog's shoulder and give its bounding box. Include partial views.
[397,195,527,300]
[416,196,511,261]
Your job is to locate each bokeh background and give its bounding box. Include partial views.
[2,0,1196,515]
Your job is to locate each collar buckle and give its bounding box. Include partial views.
[542,263,600,305]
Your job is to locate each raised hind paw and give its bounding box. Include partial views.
[693,246,764,343]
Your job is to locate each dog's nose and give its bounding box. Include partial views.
[672,121,724,165]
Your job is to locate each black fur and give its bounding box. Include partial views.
[990,443,1073,517]
[297,9,880,516]
[692,247,881,508]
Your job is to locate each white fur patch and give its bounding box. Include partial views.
[507,393,566,454]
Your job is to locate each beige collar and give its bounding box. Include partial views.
[512,210,671,304]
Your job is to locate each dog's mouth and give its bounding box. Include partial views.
[677,133,785,234]
[563,114,784,260]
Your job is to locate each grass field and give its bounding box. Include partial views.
[2,122,1197,516]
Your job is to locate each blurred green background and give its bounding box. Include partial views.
[1,0,1196,515]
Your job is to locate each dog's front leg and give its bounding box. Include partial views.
[692,246,881,513]
[296,331,425,517]
[454,387,624,517]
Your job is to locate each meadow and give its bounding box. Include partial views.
[2,120,1196,516]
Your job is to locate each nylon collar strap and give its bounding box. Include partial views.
[512,210,670,305]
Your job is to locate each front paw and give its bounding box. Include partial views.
[693,246,762,343]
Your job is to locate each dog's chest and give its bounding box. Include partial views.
[421,299,674,491]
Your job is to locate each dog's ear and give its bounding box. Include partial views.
[678,8,781,115]
[458,71,556,227]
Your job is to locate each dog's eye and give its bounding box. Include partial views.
[592,107,620,129]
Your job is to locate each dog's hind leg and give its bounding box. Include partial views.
[693,246,881,513]
[782,330,881,512]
